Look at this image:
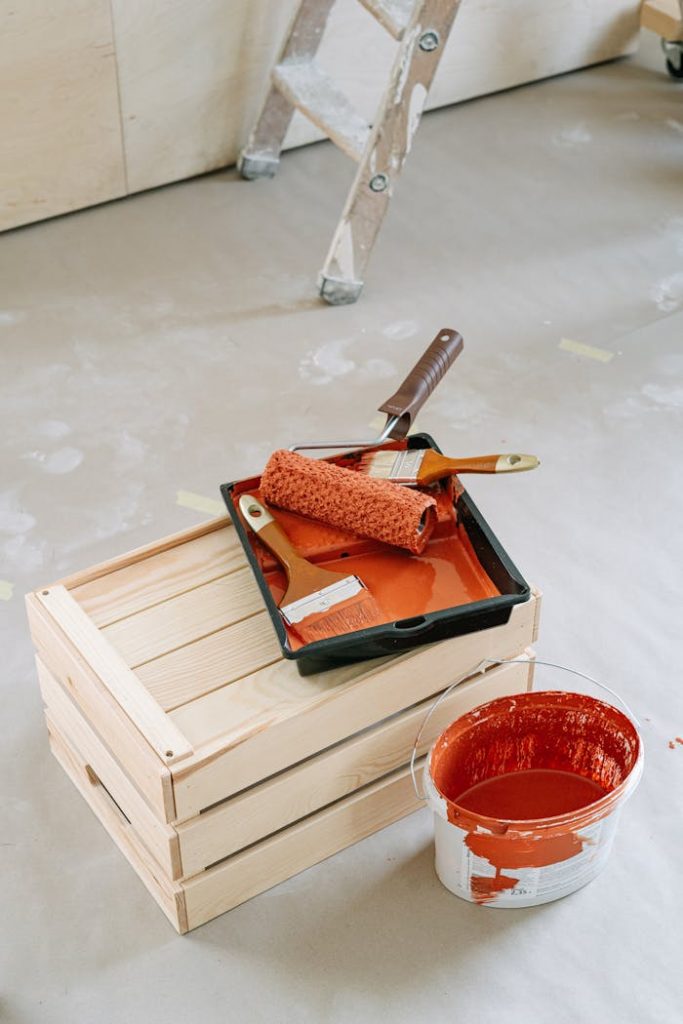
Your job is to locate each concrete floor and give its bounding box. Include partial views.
[2,31,682,1024]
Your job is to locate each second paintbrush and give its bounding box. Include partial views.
[359,448,539,486]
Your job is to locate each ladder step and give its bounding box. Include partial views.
[272,61,371,162]
[357,0,415,40]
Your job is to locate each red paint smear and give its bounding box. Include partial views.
[676,737,683,746]
[465,826,585,869]
[670,741,677,750]
[430,691,641,903]
[471,868,519,903]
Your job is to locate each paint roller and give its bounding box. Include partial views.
[261,449,437,554]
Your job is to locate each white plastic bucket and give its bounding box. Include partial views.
[418,661,644,909]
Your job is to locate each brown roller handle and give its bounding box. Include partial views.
[378,328,464,440]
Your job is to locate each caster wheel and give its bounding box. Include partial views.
[661,39,683,79]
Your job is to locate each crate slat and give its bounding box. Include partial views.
[71,524,244,626]
[135,611,283,711]
[102,567,264,667]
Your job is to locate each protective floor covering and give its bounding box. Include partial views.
[1,32,681,1024]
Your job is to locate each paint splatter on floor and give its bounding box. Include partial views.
[382,320,418,341]
[299,338,355,385]
[651,272,683,313]
[22,447,84,474]
[553,123,592,146]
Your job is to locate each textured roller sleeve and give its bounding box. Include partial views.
[261,450,437,554]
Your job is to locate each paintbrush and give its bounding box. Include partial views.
[238,495,385,643]
[358,449,539,486]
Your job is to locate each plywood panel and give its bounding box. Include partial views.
[0,0,126,230]
[110,0,298,194]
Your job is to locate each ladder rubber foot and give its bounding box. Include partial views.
[318,274,364,305]
[238,153,280,180]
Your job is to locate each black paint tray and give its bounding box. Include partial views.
[221,433,530,674]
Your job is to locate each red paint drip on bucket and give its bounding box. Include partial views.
[425,691,643,908]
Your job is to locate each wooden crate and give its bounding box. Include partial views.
[26,515,540,932]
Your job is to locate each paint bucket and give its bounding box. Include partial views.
[419,661,643,908]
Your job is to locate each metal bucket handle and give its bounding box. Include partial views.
[409,657,641,802]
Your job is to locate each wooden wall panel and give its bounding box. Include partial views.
[1,0,640,231]
[0,0,126,231]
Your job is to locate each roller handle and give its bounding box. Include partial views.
[238,494,306,582]
[378,328,464,440]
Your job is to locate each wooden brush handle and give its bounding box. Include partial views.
[379,328,464,440]
[238,495,307,581]
[445,454,540,475]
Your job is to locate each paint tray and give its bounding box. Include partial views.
[221,433,530,673]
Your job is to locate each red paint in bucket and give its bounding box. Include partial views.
[455,769,608,819]
[425,691,642,907]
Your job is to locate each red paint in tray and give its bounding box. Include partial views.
[231,473,500,651]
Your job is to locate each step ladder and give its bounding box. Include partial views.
[238,0,462,305]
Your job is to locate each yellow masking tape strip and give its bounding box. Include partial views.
[0,580,14,601]
[176,490,225,516]
[559,338,614,363]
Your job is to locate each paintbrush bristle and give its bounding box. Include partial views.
[287,586,384,643]
[358,448,426,483]
[358,449,403,478]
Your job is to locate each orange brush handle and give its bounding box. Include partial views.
[421,451,539,485]
[238,494,351,606]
